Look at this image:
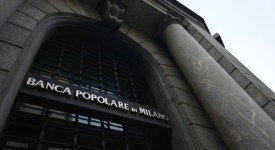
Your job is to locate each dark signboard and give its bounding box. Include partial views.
[19,74,170,128]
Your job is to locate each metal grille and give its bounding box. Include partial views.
[0,99,171,150]
[31,37,153,106]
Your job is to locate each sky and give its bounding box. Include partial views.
[178,0,275,92]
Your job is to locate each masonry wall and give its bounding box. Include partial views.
[0,0,229,149]
[1,0,273,150]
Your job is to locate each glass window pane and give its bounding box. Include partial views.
[19,103,43,115]
[49,109,66,120]
[78,115,89,124]
[90,118,101,127]
[68,114,76,122]
[5,141,29,149]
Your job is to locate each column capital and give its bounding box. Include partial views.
[157,16,187,38]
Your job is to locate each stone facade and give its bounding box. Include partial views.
[0,0,274,150]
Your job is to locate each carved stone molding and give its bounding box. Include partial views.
[98,0,125,30]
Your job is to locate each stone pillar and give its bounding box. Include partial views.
[160,18,275,150]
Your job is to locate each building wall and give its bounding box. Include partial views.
[0,0,274,150]
[0,0,228,149]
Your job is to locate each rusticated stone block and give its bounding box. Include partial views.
[191,124,227,150]
[0,23,31,47]
[0,41,21,70]
[166,75,191,92]
[119,23,130,35]
[172,87,200,108]
[64,0,90,17]
[18,2,46,21]
[192,30,203,42]
[8,11,37,31]
[245,83,270,107]
[0,70,8,88]
[160,65,183,78]
[230,69,251,88]
[208,46,223,61]
[26,0,58,13]
[140,40,163,54]
[47,0,74,13]
[151,54,174,67]
[127,28,148,44]
[179,103,213,128]
[186,23,196,35]
[200,38,213,51]
[218,56,235,74]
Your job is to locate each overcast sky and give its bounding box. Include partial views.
[178,0,275,92]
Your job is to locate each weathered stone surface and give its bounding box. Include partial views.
[218,56,235,73]
[64,0,89,17]
[160,65,183,78]
[166,75,191,91]
[8,11,37,31]
[245,83,270,107]
[191,125,227,150]
[163,22,275,150]
[263,100,275,121]
[227,56,252,75]
[18,2,46,21]
[0,70,8,88]
[189,21,225,51]
[80,0,100,8]
[186,23,196,35]
[119,23,130,35]
[127,28,148,43]
[0,0,24,29]
[192,30,203,42]
[179,103,213,128]
[83,6,101,21]
[79,0,100,20]
[124,0,165,35]
[230,69,251,88]
[253,81,275,100]
[26,0,58,13]
[222,51,242,65]
[47,0,74,13]
[208,46,223,61]
[0,23,31,47]
[151,54,174,67]
[200,38,213,51]
[172,87,200,108]
[140,40,163,54]
[0,41,21,70]
[241,71,275,100]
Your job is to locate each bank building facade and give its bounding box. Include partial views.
[1,0,275,150]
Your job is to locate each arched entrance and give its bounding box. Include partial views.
[0,15,171,150]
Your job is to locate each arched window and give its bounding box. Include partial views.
[0,33,171,150]
[30,36,154,107]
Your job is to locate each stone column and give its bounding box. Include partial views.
[160,18,275,150]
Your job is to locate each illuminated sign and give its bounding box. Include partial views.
[24,77,169,122]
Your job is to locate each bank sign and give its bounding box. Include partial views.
[21,75,169,126]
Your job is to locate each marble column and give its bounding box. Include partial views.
[161,18,275,150]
